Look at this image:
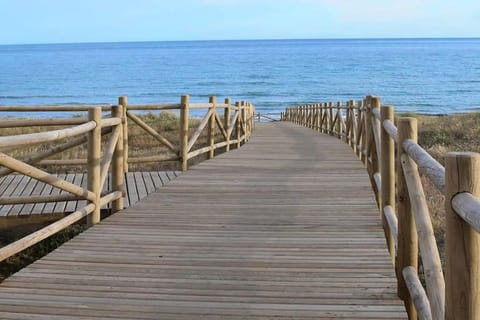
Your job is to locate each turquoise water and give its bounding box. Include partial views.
[1,38,479,115]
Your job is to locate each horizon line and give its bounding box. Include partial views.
[1,36,479,46]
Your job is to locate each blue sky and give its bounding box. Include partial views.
[1,0,479,44]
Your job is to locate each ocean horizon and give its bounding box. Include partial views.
[1,38,479,117]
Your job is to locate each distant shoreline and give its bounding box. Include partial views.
[1,37,480,47]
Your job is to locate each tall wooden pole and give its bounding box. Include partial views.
[118,96,129,172]
[381,105,395,264]
[180,95,190,172]
[87,107,102,226]
[396,117,418,320]
[224,98,231,152]
[111,105,124,213]
[445,152,480,320]
[208,96,216,159]
[236,102,241,149]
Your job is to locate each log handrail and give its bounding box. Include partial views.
[0,121,96,149]
[284,96,480,320]
[0,95,255,263]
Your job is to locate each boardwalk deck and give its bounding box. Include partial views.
[0,122,406,319]
[0,171,180,218]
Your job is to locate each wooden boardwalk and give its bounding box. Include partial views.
[0,122,406,319]
[0,171,179,218]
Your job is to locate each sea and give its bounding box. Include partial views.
[1,38,479,117]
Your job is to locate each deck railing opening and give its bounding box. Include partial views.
[284,96,480,320]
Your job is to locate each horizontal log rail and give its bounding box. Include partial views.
[285,96,480,320]
[0,95,254,263]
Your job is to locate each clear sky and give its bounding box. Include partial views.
[1,0,479,44]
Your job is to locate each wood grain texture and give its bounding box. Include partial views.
[0,172,178,219]
[0,122,406,319]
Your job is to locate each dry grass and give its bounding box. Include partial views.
[399,112,480,265]
[0,110,228,281]
[0,110,218,172]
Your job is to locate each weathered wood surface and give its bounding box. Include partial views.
[0,122,406,319]
[0,171,179,217]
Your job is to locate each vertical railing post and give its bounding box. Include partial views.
[381,105,395,264]
[236,102,241,149]
[87,107,102,226]
[445,152,480,320]
[336,101,342,139]
[249,102,254,138]
[111,105,124,213]
[397,117,418,320]
[118,96,129,172]
[180,95,190,172]
[328,102,334,135]
[345,101,351,144]
[241,101,247,143]
[320,103,325,133]
[370,97,381,206]
[357,100,364,160]
[224,98,231,152]
[310,104,317,130]
[349,100,356,152]
[364,96,373,173]
[208,96,216,159]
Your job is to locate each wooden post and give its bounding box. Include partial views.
[224,98,231,152]
[236,102,241,149]
[87,107,102,226]
[396,117,418,320]
[180,95,190,172]
[363,96,373,170]
[208,96,216,159]
[381,105,395,264]
[319,103,325,133]
[328,102,334,135]
[445,152,480,320]
[312,104,317,131]
[111,105,124,213]
[357,100,364,160]
[336,102,342,139]
[118,96,129,172]
[370,97,381,205]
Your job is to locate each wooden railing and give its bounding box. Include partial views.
[284,96,480,320]
[254,112,282,122]
[0,95,254,172]
[0,95,254,262]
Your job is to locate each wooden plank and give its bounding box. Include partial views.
[0,175,29,216]
[125,172,139,206]
[74,173,87,212]
[158,171,170,185]
[9,176,39,216]
[65,173,83,213]
[150,171,164,189]
[142,172,156,194]
[165,171,176,182]
[42,174,67,214]
[52,173,75,214]
[17,177,43,216]
[134,172,148,201]
[0,122,406,319]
